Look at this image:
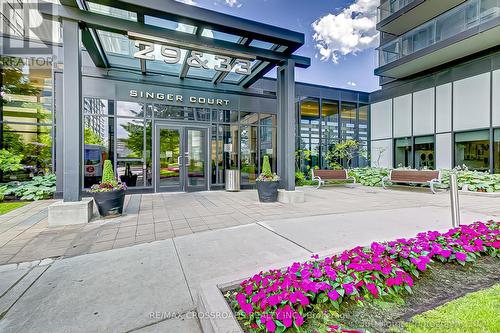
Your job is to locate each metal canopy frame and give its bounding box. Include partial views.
[41,0,310,88]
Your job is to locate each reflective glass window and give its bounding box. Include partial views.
[395,137,413,168]
[241,126,258,184]
[494,129,500,174]
[83,114,114,187]
[455,130,490,171]
[299,98,320,173]
[414,136,435,169]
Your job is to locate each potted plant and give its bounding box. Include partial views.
[89,160,126,217]
[256,155,280,202]
[119,163,138,187]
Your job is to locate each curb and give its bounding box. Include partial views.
[0,257,59,273]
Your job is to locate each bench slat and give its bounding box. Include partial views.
[313,170,348,180]
[390,170,440,183]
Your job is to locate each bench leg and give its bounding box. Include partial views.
[382,176,388,190]
[430,180,439,194]
[315,177,323,189]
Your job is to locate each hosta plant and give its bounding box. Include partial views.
[9,174,56,201]
[348,168,389,187]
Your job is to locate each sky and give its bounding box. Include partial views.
[176,0,380,92]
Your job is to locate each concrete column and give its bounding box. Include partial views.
[277,60,295,191]
[62,19,82,202]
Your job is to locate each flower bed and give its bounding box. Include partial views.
[227,222,500,333]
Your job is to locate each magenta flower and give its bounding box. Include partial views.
[265,319,276,332]
[328,289,340,301]
[295,313,304,326]
[455,252,467,261]
[342,283,355,295]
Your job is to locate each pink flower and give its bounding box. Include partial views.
[313,268,323,278]
[266,319,276,332]
[342,283,355,295]
[455,252,467,261]
[295,313,304,326]
[245,284,253,295]
[366,283,379,297]
[328,289,340,301]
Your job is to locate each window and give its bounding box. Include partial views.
[455,130,490,172]
[414,136,435,169]
[260,126,276,175]
[1,56,54,182]
[395,137,413,168]
[495,129,500,174]
[240,126,258,184]
[341,102,357,141]
[299,98,320,173]
[218,125,239,184]
[358,104,369,167]
[83,114,114,188]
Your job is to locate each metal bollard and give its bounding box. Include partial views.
[449,172,461,227]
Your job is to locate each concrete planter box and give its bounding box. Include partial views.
[196,249,338,333]
[459,190,500,197]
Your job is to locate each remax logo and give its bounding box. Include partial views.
[1,1,54,55]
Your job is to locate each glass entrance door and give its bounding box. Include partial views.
[156,125,208,192]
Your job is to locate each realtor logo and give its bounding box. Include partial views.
[1,1,54,55]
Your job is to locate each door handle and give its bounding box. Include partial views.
[185,152,190,167]
[177,156,182,165]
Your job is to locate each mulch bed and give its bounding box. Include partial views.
[327,256,500,332]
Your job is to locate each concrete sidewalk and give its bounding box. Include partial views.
[0,199,496,333]
[1,185,498,266]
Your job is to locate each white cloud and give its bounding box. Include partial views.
[225,0,242,7]
[175,0,197,5]
[312,0,379,64]
[347,81,357,87]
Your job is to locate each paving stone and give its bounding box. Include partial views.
[173,228,193,237]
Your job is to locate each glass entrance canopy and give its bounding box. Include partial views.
[47,0,310,87]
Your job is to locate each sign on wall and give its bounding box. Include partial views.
[133,40,253,76]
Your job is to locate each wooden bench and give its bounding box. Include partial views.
[382,170,442,194]
[312,169,355,189]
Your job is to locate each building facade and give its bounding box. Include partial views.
[0,0,369,200]
[371,0,500,173]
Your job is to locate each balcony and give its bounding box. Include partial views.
[376,0,500,78]
[378,0,467,35]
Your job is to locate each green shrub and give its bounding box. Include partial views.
[10,174,56,201]
[261,155,272,178]
[440,169,500,192]
[349,168,389,187]
[295,171,305,186]
[0,149,23,173]
[101,160,116,184]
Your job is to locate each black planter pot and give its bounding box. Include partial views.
[256,181,279,203]
[92,189,126,217]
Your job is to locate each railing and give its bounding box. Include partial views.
[378,0,500,67]
[378,0,417,22]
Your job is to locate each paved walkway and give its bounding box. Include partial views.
[0,186,498,265]
[0,186,498,332]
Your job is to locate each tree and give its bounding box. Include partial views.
[84,128,105,146]
[325,139,360,169]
